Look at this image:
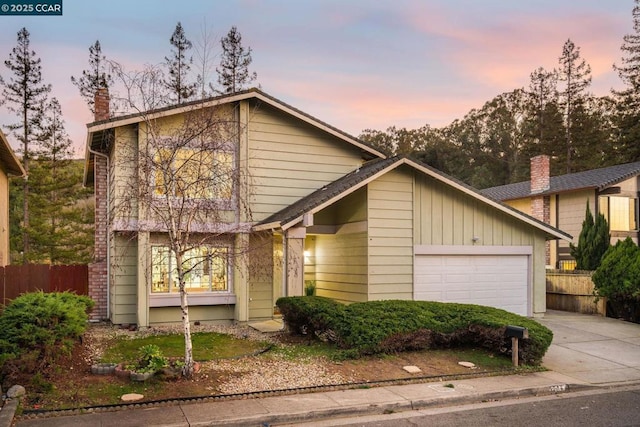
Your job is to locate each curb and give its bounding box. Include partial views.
[191,382,590,427]
[0,399,19,427]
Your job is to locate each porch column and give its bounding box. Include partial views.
[137,231,150,328]
[285,227,306,297]
[234,232,250,322]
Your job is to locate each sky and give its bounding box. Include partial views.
[0,0,635,157]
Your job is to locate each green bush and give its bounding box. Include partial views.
[0,291,95,360]
[276,296,344,339]
[592,237,640,321]
[570,202,610,270]
[276,297,553,365]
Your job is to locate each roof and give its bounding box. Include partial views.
[482,161,640,201]
[84,88,386,185]
[255,156,571,241]
[0,130,25,177]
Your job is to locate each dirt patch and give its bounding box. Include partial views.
[7,324,512,411]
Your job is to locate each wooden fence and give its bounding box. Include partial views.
[0,264,88,307]
[546,269,606,316]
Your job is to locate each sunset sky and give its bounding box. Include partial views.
[0,0,635,156]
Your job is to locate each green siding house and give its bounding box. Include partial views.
[84,88,570,327]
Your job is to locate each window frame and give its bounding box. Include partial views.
[598,195,638,232]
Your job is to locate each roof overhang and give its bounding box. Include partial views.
[0,131,25,177]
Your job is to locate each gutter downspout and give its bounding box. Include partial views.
[88,147,110,320]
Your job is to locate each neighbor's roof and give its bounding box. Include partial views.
[482,161,640,202]
[255,156,571,241]
[0,130,25,177]
[84,88,386,186]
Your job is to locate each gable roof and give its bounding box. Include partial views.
[0,130,25,177]
[255,156,571,241]
[84,88,386,185]
[482,161,640,202]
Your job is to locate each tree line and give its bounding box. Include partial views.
[360,1,640,190]
[0,23,258,264]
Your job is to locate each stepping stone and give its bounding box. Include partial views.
[121,393,144,402]
[458,361,476,369]
[403,365,422,373]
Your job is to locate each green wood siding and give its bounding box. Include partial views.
[247,102,365,221]
[248,233,274,320]
[315,232,368,303]
[149,305,235,324]
[367,168,414,300]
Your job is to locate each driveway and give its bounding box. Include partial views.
[538,310,640,385]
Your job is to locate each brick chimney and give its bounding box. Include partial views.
[94,87,110,121]
[530,155,550,194]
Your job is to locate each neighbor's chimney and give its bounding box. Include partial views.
[530,155,550,194]
[94,87,110,121]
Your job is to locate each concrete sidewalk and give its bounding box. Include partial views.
[10,310,640,427]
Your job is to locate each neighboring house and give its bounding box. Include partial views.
[0,130,25,266]
[84,88,570,326]
[482,155,640,269]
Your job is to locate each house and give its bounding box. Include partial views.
[84,88,570,326]
[0,130,25,267]
[482,155,640,269]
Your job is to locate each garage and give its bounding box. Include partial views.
[413,246,531,316]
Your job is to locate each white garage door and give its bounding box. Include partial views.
[414,253,529,316]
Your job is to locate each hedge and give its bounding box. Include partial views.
[276,297,553,365]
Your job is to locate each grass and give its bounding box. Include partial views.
[100,332,270,363]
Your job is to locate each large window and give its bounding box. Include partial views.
[151,245,229,293]
[153,148,233,200]
[599,196,638,232]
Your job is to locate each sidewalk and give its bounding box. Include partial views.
[10,310,640,426]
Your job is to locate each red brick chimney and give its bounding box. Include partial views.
[530,155,550,194]
[94,87,110,121]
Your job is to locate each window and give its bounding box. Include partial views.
[151,245,230,293]
[154,148,233,200]
[599,196,638,232]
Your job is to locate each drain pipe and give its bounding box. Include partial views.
[88,147,110,321]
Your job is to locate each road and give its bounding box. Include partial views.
[292,384,640,427]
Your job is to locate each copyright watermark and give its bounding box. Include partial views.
[0,0,62,15]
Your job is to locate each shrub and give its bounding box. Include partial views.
[276,296,344,340]
[276,297,553,365]
[0,291,94,360]
[592,237,640,321]
[570,202,610,270]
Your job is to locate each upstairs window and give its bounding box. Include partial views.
[599,196,638,232]
[153,148,233,200]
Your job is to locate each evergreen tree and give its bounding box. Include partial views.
[570,202,610,271]
[557,39,592,173]
[28,98,93,264]
[164,22,197,103]
[1,27,51,263]
[612,0,640,163]
[217,26,257,94]
[70,40,112,114]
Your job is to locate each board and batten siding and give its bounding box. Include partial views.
[367,168,414,300]
[110,233,137,325]
[314,231,368,303]
[246,102,365,222]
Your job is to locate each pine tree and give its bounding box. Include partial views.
[570,202,610,270]
[70,40,112,114]
[1,27,51,263]
[164,22,197,103]
[557,39,592,173]
[612,0,640,163]
[217,26,257,94]
[28,98,93,264]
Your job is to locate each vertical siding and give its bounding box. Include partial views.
[111,233,137,324]
[368,168,414,300]
[247,102,365,221]
[415,174,534,247]
[315,232,368,303]
[248,233,274,320]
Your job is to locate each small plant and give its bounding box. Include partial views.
[304,280,317,296]
[444,383,455,388]
[135,344,168,373]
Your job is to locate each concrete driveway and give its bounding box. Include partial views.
[537,310,640,385]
